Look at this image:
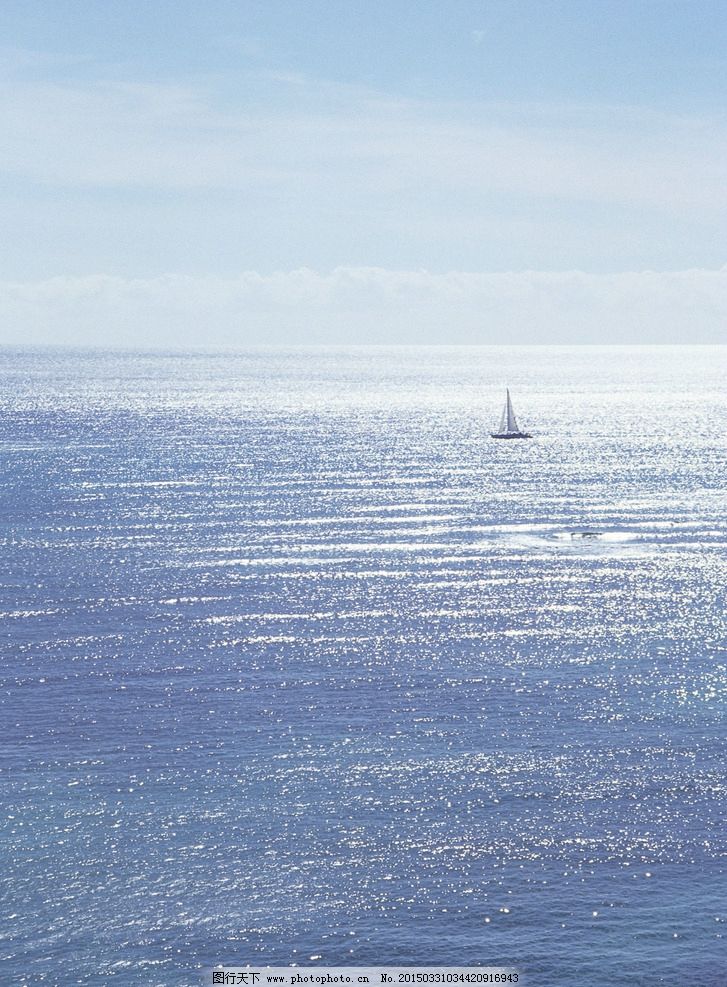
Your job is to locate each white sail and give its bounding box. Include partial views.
[499,389,519,433]
[505,389,519,432]
[498,402,508,433]
[492,388,530,438]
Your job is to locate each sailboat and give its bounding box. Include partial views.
[491,389,532,439]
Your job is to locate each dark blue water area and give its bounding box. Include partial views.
[0,347,725,986]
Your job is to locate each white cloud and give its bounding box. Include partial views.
[0,266,724,345]
[1,58,725,294]
[0,69,725,215]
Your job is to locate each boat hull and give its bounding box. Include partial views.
[490,432,532,439]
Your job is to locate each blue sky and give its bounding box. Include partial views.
[0,0,725,343]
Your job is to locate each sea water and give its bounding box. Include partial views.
[0,345,725,987]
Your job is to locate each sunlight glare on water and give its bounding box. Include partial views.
[0,346,725,986]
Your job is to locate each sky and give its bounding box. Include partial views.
[0,0,725,345]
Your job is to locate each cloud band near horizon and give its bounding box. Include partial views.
[0,266,724,346]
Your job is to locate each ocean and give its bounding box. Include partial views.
[1,345,725,987]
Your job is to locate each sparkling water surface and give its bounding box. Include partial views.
[1,346,725,987]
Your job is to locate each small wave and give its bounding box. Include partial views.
[553,530,640,542]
